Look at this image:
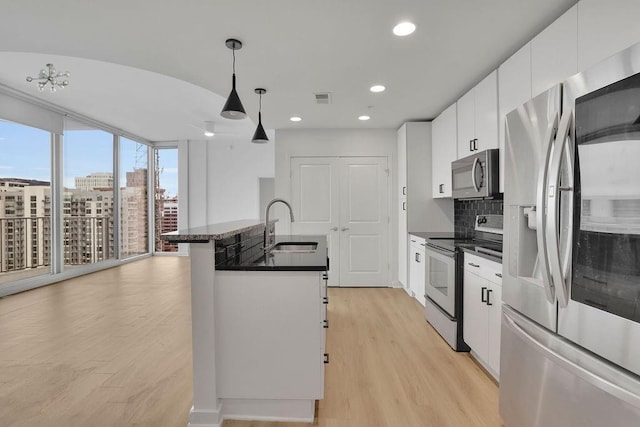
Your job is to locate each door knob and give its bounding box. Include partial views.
[341,227,350,231]
[330,227,338,231]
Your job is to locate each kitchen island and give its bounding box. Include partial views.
[163,221,328,427]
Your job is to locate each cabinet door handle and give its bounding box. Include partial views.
[330,227,338,231]
[324,353,330,364]
[487,289,493,306]
[439,183,444,194]
[341,227,350,232]
[481,286,487,303]
[402,201,406,211]
[415,253,421,263]
[468,262,480,268]
[402,186,407,196]
[473,138,478,151]
[323,296,329,304]
[495,273,502,278]
[469,139,473,152]
[323,319,329,329]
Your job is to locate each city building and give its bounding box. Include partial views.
[74,172,114,191]
[159,196,178,252]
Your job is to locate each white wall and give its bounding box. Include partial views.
[179,132,275,229]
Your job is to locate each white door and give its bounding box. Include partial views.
[291,156,389,287]
[338,157,389,286]
[290,157,340,285]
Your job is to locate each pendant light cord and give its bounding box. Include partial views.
[232,47,236,74]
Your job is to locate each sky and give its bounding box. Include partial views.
[0,120,178,196]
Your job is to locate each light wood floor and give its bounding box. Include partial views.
[0,257,502,427]
[0,257,193,427]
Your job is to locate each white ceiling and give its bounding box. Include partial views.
[0,0,578,142]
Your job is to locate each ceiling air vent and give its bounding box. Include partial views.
[314,92,332,104]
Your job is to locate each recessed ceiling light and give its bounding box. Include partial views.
[204,121,215,137]
[358,115,370,121]
[393,22,416,36]
[290,116,302,122]
[370,85,386,93]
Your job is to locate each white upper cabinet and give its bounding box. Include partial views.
[498,44,532,193]
[457,70,499,158]
[456,89,475,156]
[578,0,640,71]
[531,5,578,98]
[474,71,499,151]
[432,103,457,198]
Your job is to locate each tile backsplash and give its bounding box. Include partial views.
[454,196,504,239]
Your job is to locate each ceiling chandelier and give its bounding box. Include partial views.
[26,63,70,92]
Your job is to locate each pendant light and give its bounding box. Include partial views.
[251,88,269,144]
[220,38,247,120]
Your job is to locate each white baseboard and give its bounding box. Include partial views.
[188,405,223,427]
[221,398,315,423]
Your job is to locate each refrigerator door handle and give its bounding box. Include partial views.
[546,109,573,307]
[536,112,559,303]
[503,309,640,408]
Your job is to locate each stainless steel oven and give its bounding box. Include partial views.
[425,245,456,317]
[424,242,464,351]
[424,217,503,352]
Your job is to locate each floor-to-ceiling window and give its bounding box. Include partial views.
[119,137,149,258]
[63,119,115,268]
[0,91,176,296]
[0,119,52,284]
[154,148,178,252]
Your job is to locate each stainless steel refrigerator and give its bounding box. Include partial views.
[500,42,640,426]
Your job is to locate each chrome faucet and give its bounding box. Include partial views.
[264,198,295,251]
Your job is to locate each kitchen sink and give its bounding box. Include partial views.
[269,241,318,253]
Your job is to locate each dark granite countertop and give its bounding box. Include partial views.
[162,219,276,243]
[216,235,329,271]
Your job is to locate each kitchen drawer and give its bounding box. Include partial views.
[464,253,502,284]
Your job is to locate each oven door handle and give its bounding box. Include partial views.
[425,244,455,258]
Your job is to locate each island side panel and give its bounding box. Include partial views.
[189,241,222,426]
[214,270,324,400]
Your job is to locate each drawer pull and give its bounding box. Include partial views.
[495,273,502,278]
[468,262,480,268]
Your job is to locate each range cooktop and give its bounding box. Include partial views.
[426,236,503,255]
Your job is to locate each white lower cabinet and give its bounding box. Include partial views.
[463,253,502,380]
[408,235,426,306]
[215,270,327,402]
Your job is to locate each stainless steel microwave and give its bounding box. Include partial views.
[451,149,499,199]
